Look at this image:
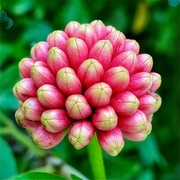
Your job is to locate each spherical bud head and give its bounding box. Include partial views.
[92,106,118,131]
[47,30,69,51]
[64,21,80,37]
[84,82,112,108]
[103,66,129,93]
[22,97,45,121]
[124,39,140,55]
[41,109,72,133]
[18,58,34,78]
[13,78,37,102]
[30,41,49,62]
[68,120,94,149]
[127,72,153,97]
[118,110,147,133]
[110,91,139,116]
[65,94,92,120]
[77,59,104,88]
[89,40,113,71]
[47,47,69,74]
[56,67,82,96]
[97,127,124,156]
[138,92,162,115]
[37,84,66,109]
[65,38,88,71]
[109,51,137,75]
[150,72,162,92]
[30,61,56,87]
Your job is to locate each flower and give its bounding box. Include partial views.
[13,20,162,156]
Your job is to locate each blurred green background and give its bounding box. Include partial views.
[0,0,179,179]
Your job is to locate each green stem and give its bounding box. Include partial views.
[87,133,106,180]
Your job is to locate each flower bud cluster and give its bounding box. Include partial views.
[13,20,161,156]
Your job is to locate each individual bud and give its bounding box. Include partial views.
[109,51,137,75]
[150,72,162,92]
[138,92,162,115]
[84,82,112,108]
[97,127,124,156]
[65,38,88,71]
[56,67,82,96]
[146,114,153,122]
[41,109,72,133]
[47,47,69,74]
[103,66,129,93]
[65,94,92,120]
[30,41,49,62]
[92,106,118,131]
[124,39,140,55]
[110,91,139,116]
[37,84,66,108]
[47,30,69,51]
[77,59,104,88]
[18,58,34,78]
[22,97,45,121]
[126,72,152,97]
[133,54,153,73]
[89,40,113,71]
[68,120,94,149]
[64,21,80,37]
[118,110,147,133]
[13,78,37,102]
[105,25,116,35]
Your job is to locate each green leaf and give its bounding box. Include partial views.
[71,174,83,180]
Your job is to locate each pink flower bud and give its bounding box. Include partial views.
[30,61,56,87]
[18,58,34,78]
[97,127,124,156]
[84,82,112,108]
[89,40,113,71]
[47,30,69,51]
[64,21,80,37]
[47,47,69,74]
[150,72,162,92]
[110,91,139,116]
[68,120,94,149]
[65,38,88,71]
[41,109,72,133]
[146,114,153,122]
[124,39,140,55]
[138,92,162,115]
[30,42,49,62]
[118,110,147,133]
[22,97,45,121]
[103,66,129,93]
[92,106,118,131]
[37,84,66,108]
[13,78,37,102]
[105,25,116,35]
[109,51,137,74]
[56,67,82,96]
[126,72,152,97]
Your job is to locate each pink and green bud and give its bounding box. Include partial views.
[103,66,129,93]
[118,110,147,133]
[41,109,72,133]
[47,47,69,74]
[22,97,45,121]
[47,30,69,51]
[65,38,88,71]
[150,72,162,92]
[89,40,113,71]
[18,58,34,78]
[124,39,140,55]
[56,67,82,96]
[64,21,80,37]
[126,72,152,97]
[110,91,139,116]
[97,127,124,156]
[109,51,137,74]
[138,92,162,115]
[37,84,66,108]
[146,114,153,122]
[92,106,118,131]
[84,82,112,108]
[68,120,94,149]
[77,59,104,88]
[65,94,92,120]
[30,41,49,62]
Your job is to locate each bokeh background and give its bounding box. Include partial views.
[0,0,179,179]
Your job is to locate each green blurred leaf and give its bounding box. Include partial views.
[71,174,83,180]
